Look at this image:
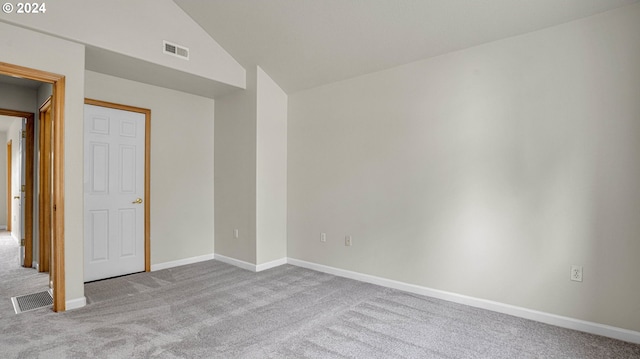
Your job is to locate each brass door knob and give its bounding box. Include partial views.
[132,198,143,204]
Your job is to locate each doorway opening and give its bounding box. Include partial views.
[0,62,66,312]
[0,109,34,269]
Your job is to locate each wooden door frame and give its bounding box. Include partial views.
[1,62,66,312]
[38,97,52,273]
[0,109,34,267]
[84,98,151,272]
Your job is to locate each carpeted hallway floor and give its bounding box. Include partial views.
[1,256,639,358]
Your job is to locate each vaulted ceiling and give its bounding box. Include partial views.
[174,0,639,93]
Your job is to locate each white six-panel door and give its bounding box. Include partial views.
[84,104,145,282]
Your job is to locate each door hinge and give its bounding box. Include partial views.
[21,238,25,246]
[21,185,25,192]
[21,130,26,138]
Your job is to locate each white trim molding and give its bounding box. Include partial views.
[213,254,255,271]
[213,254,287,272]
[256,257,288,272]
[287,258,640,345]
[213,254,257,271]
[151,254,215,271]
[66,296,87,311]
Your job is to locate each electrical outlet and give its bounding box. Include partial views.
[570,265,583,282]
[345,235,352,247]
[320,233,327,242]
[233,229,239,239]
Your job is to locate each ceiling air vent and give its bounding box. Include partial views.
[163,41,189,60]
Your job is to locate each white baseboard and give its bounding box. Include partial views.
[0,225,7,230]
[213,254,256,271]
[66,296,86,311]
[151,253,287,273]
[151,253,215,271]
[256,257,288,272]
[213,254,287,272]
[287,258,640,345]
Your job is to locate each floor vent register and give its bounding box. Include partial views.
[11,290,53,314]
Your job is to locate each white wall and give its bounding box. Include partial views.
[214,66,288,266]
[288,4,640,332]
[84,71,215,265]
[0,83,36,111]
[37,83,53,109]
[7,120,22,241]
[214,69,257,264]
[1,21,86,305]
[256,67,288,265]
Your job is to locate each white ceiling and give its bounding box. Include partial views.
[174,0,639,93]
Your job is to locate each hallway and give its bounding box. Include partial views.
[0,231,49,316]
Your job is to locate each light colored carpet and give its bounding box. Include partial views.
[1,257,639,358]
